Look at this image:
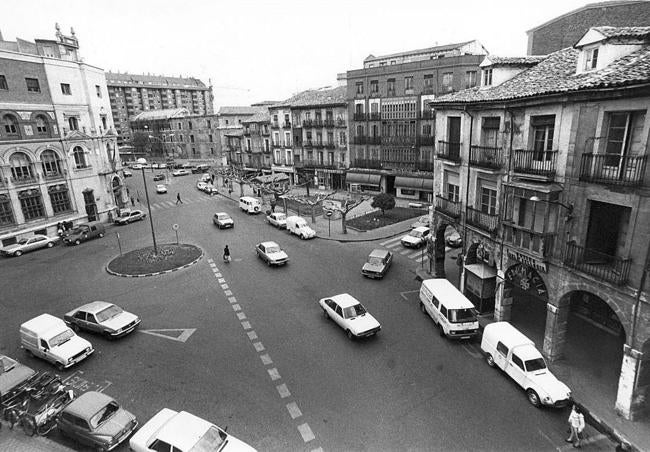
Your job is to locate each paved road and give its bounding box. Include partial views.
[0,173,614,451]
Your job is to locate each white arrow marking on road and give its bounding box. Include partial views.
[140,328,196,342]
[399,290,419,301]
[462,343,482,358]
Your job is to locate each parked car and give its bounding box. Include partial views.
[172,169,190,177]
[129,408,255,452]
[401,226,430,248]
[0,355,36,402]
[255,241,289,266]
[319,294,381,340]
[0,234,59,257]
[446,230,462,248]
[153,174,165,181]
[192,164,211,174]
[114,209,146,225]
[123,170,133,178]
[155,184,167,194]
[158,163,167,169]
[361,249,393,279]
[63,222,105,246]
[204,184,219,195]
[286,215,316,239]
[266,212,287,229]
[200,174,211,182]
[131,164,142,170]
[64,301,141,339]
[197,181,208,191]
[213,212,234,229]
[57,391,138,451]
[151,163,160,169]
[410,214,431,229]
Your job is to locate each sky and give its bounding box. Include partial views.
[3,0,598,108]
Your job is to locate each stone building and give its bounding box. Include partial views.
[106,72,213,147]
[216,106,269,168]
[527,0,650,55]
[429,26,650,419]
[0,25,123,245]
[346,41,486,200]
[240,109,272,172]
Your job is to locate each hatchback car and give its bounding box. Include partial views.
[64,301,141,339]
[155,184,167,194]
[319,293,381,339]
[401,226,430,248]
[129,408,255,452]
[172,169,190,177]
[0,234,59,257]
[197,181,208,191]
[213,212,234,229]
[123,170,133,178]
[361,249,393,279]
[114,209,146,225]
[255,241,289,266]
[153,174,165,182]
[446,230,462,248]
[57,391,138,452]
[266,212,287,229]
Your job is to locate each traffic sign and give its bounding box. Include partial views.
[172,224,179,231]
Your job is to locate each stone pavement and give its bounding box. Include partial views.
[0,421,75,451]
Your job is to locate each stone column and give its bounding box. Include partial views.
[542,302,570,362]
[493,270,513,321]
[615,345,649,420]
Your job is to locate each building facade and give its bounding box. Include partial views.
[0,25,124,245]
[346,41,486,200]
[216,106,269,169]
[430,26,650,419]
[241,110,272,172]
[106,72,213,147]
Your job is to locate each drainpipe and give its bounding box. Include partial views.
[499,108,515,275]
[631,241,650,350]
[460,106,474,289]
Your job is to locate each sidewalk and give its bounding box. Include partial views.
[0,421,75,451]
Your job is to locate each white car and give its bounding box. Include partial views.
[197,181,208,191]
[155,184,167,194]
[200,174,211,182]
[129,408,256,452]
[0,234,59,257]
[255,241,289,266]
[213,212,234,229]
[266,212,287,229]
[401,226,430,248]
[158,163,167,169]
[123,170,133,177]
[319,293,381,340]
[172,169,190,177]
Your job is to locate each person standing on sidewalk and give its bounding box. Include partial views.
[176,192,183,204]
[566,404,585,448]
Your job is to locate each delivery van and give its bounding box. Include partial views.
[286,216,316,239]
[418,278,479,339]
[239,196,262,214]
[62,221,105,246]
[481,321,571,408]
[20,314,94,371]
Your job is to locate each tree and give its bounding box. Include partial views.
[284,191,335,223]
[331,196,368,234]
[371,193,396,215]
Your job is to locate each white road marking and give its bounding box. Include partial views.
[286,402,302,418]
[224,290,233,296]
[297,423,315,442]
[253,342,265,352]
[232,304,241,311]
[268,368,281,380]
[247,331,258,340]
[221,284,229,290]
[215,273,222,277]
[260,354,273,365]
[408,250,423,259]
[228,297,237,303]
[276,383,290,398]
[218,278,226,283]
[311,448,324,452]
[140,328,196,343]
[237,312,247,320]
[241,321,252,330]
[462,343,482,358]
[399,249,411,255]
[415,255,429,263]
[399,290,419,301]
[380,236,402,246]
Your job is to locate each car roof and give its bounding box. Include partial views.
[214,212,228,216]
[260,241,279,248]
[368,249,389,258]
[421,279,475,309]
[64,391,114,420]
[157,410,213,449]
[412,226,430,233]
[329,293,361,308]
[75,301,113,315]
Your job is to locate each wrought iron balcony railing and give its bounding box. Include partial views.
[579,153,647,187]
[436,140,461,163]
[351,159,382,169]
[513,149,557,179]
[502,222,554,259]
[466,206,499,233]
[564,241,631,285]
[435,195,461,218]
[353,113,366,121]
[470,145,504,170]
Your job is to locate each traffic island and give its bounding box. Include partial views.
[106,243,203,277]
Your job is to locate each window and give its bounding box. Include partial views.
[25,78,40,93]
[73,146,88,168]
[387,79,395,96]
[188,121,193,130]
[480,117,500,147]
[209,134,213,142]
[41,150,62,176]
[339,131,346,146]
[207,120,212,129]
[480,186,497,215]
[3,114,19,135]
[496,341,508,357]
[190,135,195,143]
[0,75,7,90]
[100,115,107,130]
[95,85,102,97]
[10,152,33,180]
[68,116,79,131]
[284,132,291,146]
[19,189,45,220]
[465,71,477,89]
[531,115,555,161]
[511,354,525,371]
[0,194,15,225]
[370,80,378,94]
[584,47,599,70]
[446,183,460,203]
[60,83,71,95]
[404,76,413,92]
[356,82,364,95]
[440,305,448,319]
[442,72,453,90]
[48,185,72,213]
[423,74,434,93]
[482,69,493,86]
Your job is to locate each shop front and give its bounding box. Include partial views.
[346,172,381,192]
[394,176,433,202]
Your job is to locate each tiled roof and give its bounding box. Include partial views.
[274,86,347,108]
[218,106,266,116]
[130,108,189,121]
[483,55,547,67]
[105,72,207,89]
[592,25,650,39]
[242,109,270,123]
[430,45,650,105]
[364,41,475,62]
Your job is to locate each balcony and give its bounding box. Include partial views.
[470,145,504,170]
[304,140,313,148]
[564,242,631,285]
[422,86,435,95]
[324,119,335,128]
[313,119,323,128]
[313,141,324,149]
[352,136,367,145]
[10,173,38,186]
[366,136,381,145]
[272,142,283,149]
[369,113,381,121]
[243,129,251,136]
[302,119,313,127]
[419,136,435,146]
[43,170,66,181]
[435,195,461,218]
[513,149,557,179]
[466,206,499,233]
[502,222,554,259]
[436,140,461,163]
[297,159,345,169]
[353,113,366,121]
[416,161,434,172]
[325,142,336,149]
[261,129,270,136]
[579,153,647,187]
[351,159,383,170]
[283,121,292,129]
[273,159,293,166]
[271,121,280,129]
[420,109,435,120]
[336,119,346,127]
[383,136,416,146]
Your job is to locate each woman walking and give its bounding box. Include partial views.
[566,404,585,448]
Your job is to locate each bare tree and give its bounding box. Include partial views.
[284,191,335,223]
[330,196,368,234]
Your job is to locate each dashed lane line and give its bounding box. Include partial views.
[298,423,316,443]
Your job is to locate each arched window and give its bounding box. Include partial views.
[9,152,34,181]
[73,146,88,168]
[35,115,48,134]
[3,114,19,136]
[41,149,63,177]
[68,117,79,131]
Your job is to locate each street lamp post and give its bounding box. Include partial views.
[137,157,158,255]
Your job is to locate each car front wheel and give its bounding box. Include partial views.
[323,309,329,320]
[346,330,354,340]
[47,242,54,248]
[74,239,81,245]
[527,389,541,408]
[14,250,22,257]
[98,233,104,238]
[486,354,495,367]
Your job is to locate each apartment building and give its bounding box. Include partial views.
[346,41,486,200]
[240,109,272,171]
[106,71,213,146]
[0,25,123,244]
[429,26,650,419]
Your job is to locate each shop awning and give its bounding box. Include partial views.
[346,172,381,186]
[464,263,497,279]
[254,174,289,184]
[395,176,434,191]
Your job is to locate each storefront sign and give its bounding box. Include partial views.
[507,250,547,273]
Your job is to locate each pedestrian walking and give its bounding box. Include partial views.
[223,245,231,263]
[130,196,135,207]
[176,192,183,204]
[566,404,585,448]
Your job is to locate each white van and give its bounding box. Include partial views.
[239,196,262,214]
[286,216,316,239]
[20,314,94,371]
[481,322,571,408]
[418,278,479,339]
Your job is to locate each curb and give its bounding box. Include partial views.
[315,228,410,243]
[105,247,204,278]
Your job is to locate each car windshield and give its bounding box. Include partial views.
[525,358,547,372]
[409,230,424,238]
[50,329,74,347]
[0,355,16,373]
[69,227,84,235]
[343,303,367,319]
[275,214,286,220]
[89,401,119,429]
[96,305,123,322]
[189,425,227,452]
[367,256,384,265]
[17,238,29,245]
[266,245,281,253]
[217,214,230,220]
[448,308,478,323]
